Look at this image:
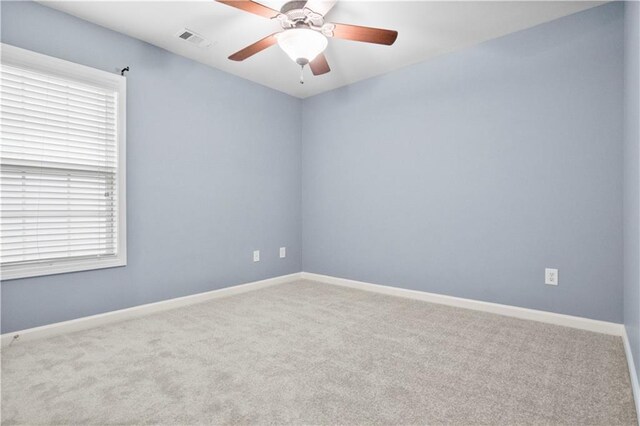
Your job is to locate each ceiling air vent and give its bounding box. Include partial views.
[176,29,212,48]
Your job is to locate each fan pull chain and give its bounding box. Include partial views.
[299,64,305,85]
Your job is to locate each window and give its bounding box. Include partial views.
[0,44,126,280]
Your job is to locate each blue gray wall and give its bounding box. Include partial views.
[302,2,625,323]
[0,1,302,333]
[624,0,640,383]
[1,1,631,333]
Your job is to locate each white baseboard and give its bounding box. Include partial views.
[1,272,302,348]
[622,327,640,424]
[301,272,625,336]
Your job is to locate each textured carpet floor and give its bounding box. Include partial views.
[1,280,637,425]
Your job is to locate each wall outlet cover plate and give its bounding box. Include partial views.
[545,268,558,286]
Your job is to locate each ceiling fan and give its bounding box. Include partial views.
[216,0,398,83]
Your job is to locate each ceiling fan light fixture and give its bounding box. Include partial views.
[276,28,328,65]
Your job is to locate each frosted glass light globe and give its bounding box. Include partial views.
[276,29,328,65]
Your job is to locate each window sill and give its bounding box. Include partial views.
[1,256,127,281]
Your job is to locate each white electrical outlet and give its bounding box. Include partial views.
[253,250,260,262]
[279,247,286,258]
[545,268,558,286]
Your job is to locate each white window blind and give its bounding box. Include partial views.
[1,44,126,280]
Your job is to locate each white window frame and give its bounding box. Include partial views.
[0,43,127,280]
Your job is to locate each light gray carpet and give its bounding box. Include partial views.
[1,280,637,425]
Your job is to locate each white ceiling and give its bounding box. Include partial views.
[38,1,606,98]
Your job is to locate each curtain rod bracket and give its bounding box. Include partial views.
[120,66,129,76]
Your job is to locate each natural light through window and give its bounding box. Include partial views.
[0,44,126,280]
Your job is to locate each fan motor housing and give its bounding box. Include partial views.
[278,0,325,29]
[280,1,307,14]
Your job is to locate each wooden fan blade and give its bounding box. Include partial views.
[216,0,281,19]
[309,53,330,75]
[303,0,337,17]
[331,23,398,45]
[229,33,278,61]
